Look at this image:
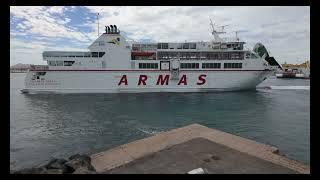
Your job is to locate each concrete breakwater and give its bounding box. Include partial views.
[90,124,310,174]
[11,124,310,174]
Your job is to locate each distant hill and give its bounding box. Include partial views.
[10,63,33,72]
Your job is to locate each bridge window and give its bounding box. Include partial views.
[180,63,199,69]
[183,43,189,49]
[56,61,63,66]
[189,43,196,49]
[64,61,75,66]
[91,52,99,57]
[157,43,168,49]
[202,63,221,69]
[224,63,242,69]
[48,61,56,66]
[139,63,158,69]
[99,52,105,57]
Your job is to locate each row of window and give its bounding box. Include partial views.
[180,63,242,69]
[224,63,242,69]
[138,63,159,69]
[137,63,243,69]
[91,52,105,57]
[157,52,245,60]
[49,61,75,66]
[202,63,221,69]
[44,52,105,58]
[180,63,199,69]
[157,43,197,50]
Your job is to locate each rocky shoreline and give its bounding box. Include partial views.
[11,154,97,174]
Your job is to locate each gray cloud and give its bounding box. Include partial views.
[10,6,310,65]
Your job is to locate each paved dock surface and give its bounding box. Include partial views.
[91,124,310,174]
[107,138,298,174]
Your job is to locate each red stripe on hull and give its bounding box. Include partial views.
[30,69,271,72]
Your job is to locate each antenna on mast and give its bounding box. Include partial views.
[209,19,215,35]
[97,13,99,37]
[218,25,229,33]
[209,18,225,42]
[235,31,239,41]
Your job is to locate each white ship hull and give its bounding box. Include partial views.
[22,70,272,94]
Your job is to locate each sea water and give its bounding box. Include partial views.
[10,73,310,170]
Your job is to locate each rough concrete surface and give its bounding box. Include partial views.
[106,138,299,174]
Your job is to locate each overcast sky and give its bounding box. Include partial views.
[10,6,310,65]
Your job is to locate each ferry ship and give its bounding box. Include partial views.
[22,22,281,94]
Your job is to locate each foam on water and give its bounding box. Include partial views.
[137,128,163,135]
[257,86,310,90]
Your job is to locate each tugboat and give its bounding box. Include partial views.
[22,20,281,94]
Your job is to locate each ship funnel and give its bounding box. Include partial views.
[105,26,109,34]
[107,26,110,33]
[110,25,114,33]
[114,25,117,33]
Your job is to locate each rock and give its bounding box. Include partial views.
[12,154,96,174]
[68,154,82,160]
[46,158,67,169]
[45,158,75,173]
[68,154,91,164]
[65,154,95,171]
[72,167,97,174]
[13,167,47,174]
[43,168,64,174]
[65,159,95,172]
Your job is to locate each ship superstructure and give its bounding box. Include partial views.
[22,22,280,93]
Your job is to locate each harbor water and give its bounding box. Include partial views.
[10,73,310,170]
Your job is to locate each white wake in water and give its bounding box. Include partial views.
[137,128,163,135]
[257,86,310,90]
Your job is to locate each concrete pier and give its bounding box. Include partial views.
[90,124,310,174]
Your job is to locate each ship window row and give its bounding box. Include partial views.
[157,43,197,50]
[139,63,158,69]
[44,52,105,58]
[224,63,242,69]
[89,52,106,57]
[132,44,158,51]
[202,63,221,69]
[157,52,244,60]
[48,61,75,66]
[180,63,199,69]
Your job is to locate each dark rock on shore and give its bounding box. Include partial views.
[11,154,96,174]
[65,154,96,172]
